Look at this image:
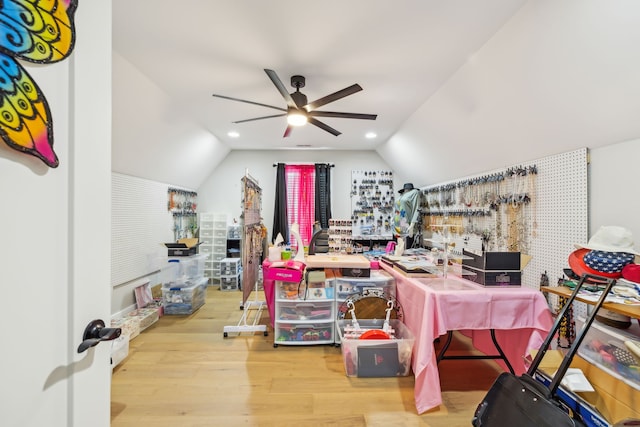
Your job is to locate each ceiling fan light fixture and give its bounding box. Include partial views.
[287,110,308,126]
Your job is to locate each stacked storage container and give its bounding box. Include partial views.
[161,254,208,315]
[219,257,242,291]
[272,265,336,347]
[199,213,228,286]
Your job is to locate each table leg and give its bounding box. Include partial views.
[436,330,515,374]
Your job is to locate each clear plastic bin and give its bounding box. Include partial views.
[577,316,640,391]
[337,318,414,377]
[162,280,207,315]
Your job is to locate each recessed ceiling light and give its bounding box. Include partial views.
[227,131,239,138]
[365,132,377,139]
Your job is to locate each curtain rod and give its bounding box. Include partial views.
[273,162,334,167]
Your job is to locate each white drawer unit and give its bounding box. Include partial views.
[220,274,241,291]
[198,212,228,286]
[220,258,242,276]
[273,275,335,347]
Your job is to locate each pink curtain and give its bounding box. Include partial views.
[285,164,316,250]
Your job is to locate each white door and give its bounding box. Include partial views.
[0,3,113,426]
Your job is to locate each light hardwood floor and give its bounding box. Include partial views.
[111,287,503,426]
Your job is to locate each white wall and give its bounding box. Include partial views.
[112,52,230,189]
[589,139,640,244]
[1,3,113,426]
[197,150,392,238]
[378,0,640,187]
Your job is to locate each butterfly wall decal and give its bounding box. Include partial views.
[0,0,78,168]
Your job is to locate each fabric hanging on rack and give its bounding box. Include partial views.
[242,174,263,306]
[285,164,315,249]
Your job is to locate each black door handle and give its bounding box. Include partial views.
[77,319,122,353]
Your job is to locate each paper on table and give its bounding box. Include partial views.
[555,368,595,392]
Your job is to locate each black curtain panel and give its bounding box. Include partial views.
[314,163,332,229]
[272,163,289,244]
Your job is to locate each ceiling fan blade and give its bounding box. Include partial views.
[283,125,293,138]
[309,111,377,120]
[233,113,286,124]
[304,84,363,111]
[212,94,287,112]
[308,117,341,136]
[264,69,297,108]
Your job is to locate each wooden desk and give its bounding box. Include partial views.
[382,263,553,414]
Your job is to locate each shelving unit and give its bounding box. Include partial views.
[219,258,242,291]
[328,219,353,253]
[273,269,336,347]
[541,283,640,422]
[199,212,228,286]
[226,224,242,258]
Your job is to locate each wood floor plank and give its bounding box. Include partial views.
[111,287,500,426]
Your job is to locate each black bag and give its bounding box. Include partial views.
[472,273,617,427]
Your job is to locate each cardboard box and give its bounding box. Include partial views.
[340,266,371,278]
[462,249,520,271]
[464,265,521,286]
[266,260,305,282]
[164,238,201,256]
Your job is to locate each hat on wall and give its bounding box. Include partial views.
[595,309,632,329]
[568,248,621,279]
[398,183,415,194]
[575,226,640,256]
[582,250,635,274]
[621,263,640,284]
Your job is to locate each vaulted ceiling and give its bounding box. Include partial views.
[112,1,640,188]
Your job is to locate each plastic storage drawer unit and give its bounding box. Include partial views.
[220,258,241,276]
[220,275,240,291]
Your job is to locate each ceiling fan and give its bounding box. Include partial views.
[212,69,377,137]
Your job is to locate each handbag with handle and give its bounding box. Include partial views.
[472,273,617,427]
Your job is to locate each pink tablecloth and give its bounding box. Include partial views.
[381,263,553,414]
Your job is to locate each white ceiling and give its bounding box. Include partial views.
[112,1,640,190]
[112,0,527,151]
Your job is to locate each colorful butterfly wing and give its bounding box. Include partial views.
[0,0,78,62]
[0,52,56,166]
[0,0,78,167]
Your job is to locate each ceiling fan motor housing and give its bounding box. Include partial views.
[291,75,306,89]
[291,91,308,109]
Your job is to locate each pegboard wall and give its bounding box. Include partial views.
[421,148,588,301]
[528,148,589,319]
[111,173,181,287]
[350,169,395,239]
